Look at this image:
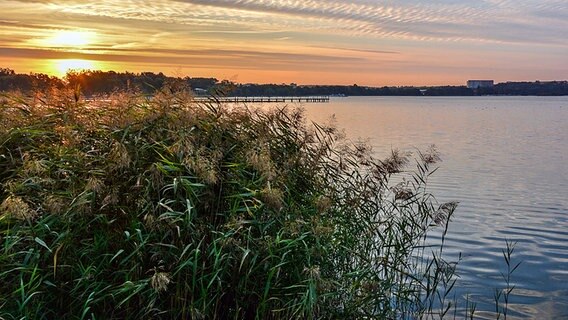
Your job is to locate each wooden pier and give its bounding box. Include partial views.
[193,96,330,103]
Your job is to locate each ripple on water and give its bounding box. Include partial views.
[303,96,568,318]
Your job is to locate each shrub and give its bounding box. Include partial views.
[0,87,456,319]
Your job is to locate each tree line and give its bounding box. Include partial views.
[1,68,567,96]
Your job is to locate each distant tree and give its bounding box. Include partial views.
[0,68,15,76]
[1,67,567,96]
[186,77,218,91]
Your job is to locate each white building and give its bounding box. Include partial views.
[193,88,208,96]
[467,80,494,89]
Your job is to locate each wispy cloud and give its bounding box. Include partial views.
[0,46,364,70]
[0,0,567,84]
[7,0,568,44]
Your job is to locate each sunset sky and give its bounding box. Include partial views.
[0,0,567,86]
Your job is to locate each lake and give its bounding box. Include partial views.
[301,96,568,319]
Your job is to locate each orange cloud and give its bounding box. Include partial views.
[0,0,566,85]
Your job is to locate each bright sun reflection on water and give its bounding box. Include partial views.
[53,59,99,77]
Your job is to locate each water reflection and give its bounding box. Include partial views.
[301,96,568,319]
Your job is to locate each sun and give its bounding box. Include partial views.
[54,59,97,77]
[44,30,96,47]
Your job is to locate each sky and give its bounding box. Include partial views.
[0,0,567,86]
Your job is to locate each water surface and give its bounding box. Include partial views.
[302,96,568,319]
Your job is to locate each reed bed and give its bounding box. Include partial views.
[0,87,457,319]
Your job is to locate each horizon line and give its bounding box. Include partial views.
[2,66,567,89]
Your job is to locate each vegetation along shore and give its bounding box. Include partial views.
[1,68,568,97]
[0,83,469,319]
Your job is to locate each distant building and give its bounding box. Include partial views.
[193,88,208,96]
[467,80,494,89]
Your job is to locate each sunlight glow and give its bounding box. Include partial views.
[44,30,96,47]
[54,59,98,77]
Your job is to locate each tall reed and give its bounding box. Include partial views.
[0,87,457,319]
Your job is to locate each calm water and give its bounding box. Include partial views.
[301,96,568,319]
